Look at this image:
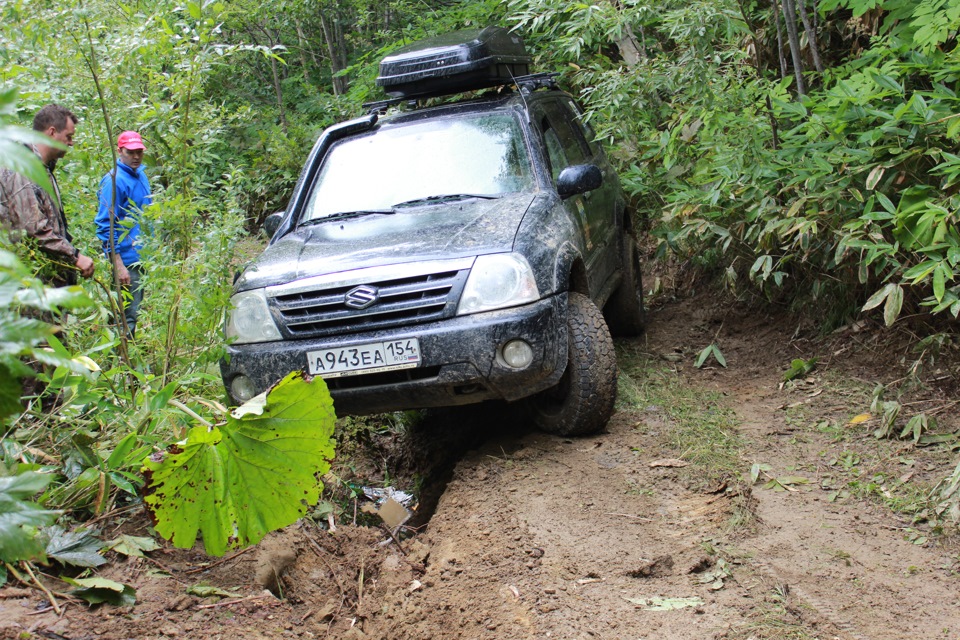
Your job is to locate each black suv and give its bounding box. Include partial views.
[221,27,644,435]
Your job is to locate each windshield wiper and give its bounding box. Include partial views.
[300,209,396,226]
[393,193,501,208]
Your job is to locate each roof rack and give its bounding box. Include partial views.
[363,97,416,115]
[513,72,560,93]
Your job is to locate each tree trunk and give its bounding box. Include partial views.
[796,0,824,74]
[772,0,788,80]
[295,19,313,84]
[319,8,348,95]
[736,0,780,150]
[270,54,288,133]
[780,0,807,95]
[608,0,645,66]
[614,29,644,66]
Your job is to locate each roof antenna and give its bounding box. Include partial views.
[508,66,532,124]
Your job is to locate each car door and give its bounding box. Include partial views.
[557,96,621,271]
[533,97,618,298]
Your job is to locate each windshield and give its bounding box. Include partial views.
[303,112,534,221]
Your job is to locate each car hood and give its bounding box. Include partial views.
[236,192,535,291]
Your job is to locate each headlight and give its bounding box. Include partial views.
[225,288,282,344]
[457,254,539,315]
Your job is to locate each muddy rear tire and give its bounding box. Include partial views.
[604,234,646,337]
[527,292,617,436]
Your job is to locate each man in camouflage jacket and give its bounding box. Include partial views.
[0,104,95,286]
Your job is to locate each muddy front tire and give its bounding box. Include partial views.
[527,292,617,436]
[604,233,646,337]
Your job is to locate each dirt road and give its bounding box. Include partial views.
[3,293,959,639]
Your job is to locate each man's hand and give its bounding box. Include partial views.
[111,254,130,285]
[75,253,95,278]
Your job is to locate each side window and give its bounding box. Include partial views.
[541,117,567,183]
[561,98,600,157]
[542,101,589,166]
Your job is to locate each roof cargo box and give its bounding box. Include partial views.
[376,26,531,99]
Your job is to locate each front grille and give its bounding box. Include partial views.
[271,269,469,338]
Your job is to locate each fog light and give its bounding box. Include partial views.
[501,339,534,369]
[231,375,257,403]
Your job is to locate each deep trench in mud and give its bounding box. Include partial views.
[394,401,537,529]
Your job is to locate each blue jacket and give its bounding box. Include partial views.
[96,161,151,266]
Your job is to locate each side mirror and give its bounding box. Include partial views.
[556,164,602,199]
[263,211,284,239]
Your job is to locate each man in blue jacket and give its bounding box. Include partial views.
[96,130,151,337]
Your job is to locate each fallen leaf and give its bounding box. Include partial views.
[45,527,106,568]
[624,596,704,611]
[187,585,238,598]
[63,576,136,606]
[649,458,689,468]
[848,413,872,425]
[106,534,161,558]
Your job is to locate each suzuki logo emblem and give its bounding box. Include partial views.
[344,285,379,310]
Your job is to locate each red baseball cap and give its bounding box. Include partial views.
[117,131,146,150]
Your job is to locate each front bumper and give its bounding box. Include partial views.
[221,294,568,416]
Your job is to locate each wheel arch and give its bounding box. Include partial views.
[554,241,589,296]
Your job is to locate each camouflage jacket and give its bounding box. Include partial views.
[0,159,79,285]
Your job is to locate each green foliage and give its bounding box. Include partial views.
[0,471,60,563]
[0,244,91,420]
[783,358,817,381]
[751,461,811,491]
[695,343,727,368]
[143,371,337,556]
[900,412,935,444]
[873,400,902,439]
[931,459,960,525]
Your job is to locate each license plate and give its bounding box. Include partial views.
[307,338,421,378]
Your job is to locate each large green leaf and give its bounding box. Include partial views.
[0,471,61,563]
[142,372,336,556]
